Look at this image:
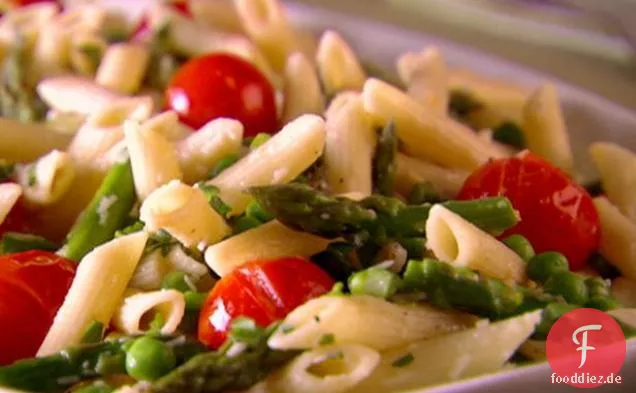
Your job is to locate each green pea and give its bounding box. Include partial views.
[502,234,535,262]
[208,154,240,178]
[249,133,271,150]
[534,303,580,340]
[184,291,208,311]
[585,276,611,299]
[527,252,569,283]
[348,267,402,299]
[245,199,274,222]
[232,215,262,234]
[543,271,588,305]
[586,297,619,311]
[161,271,194,293]
[125,336,176,381]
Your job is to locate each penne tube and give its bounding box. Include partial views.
[45,109,87,135]
[37,76,126,115]
[397,47,448,116]
[30,24,71,79]
[323,93,376,196]
[37,232,148,356]
[268,295,478,351]
[129,250,171,291]
[189,0,244,33]
[96,43,150,94]
[124,119,182,200]
[394,153,468,200]
[593,197,636,280]
[112,289,185,335]
[178,118,244,184]
[140,180,231,248]
[362,78,504,170]
[316,31,366,96]
[426,205,526,283]
[522,83,574,174]
[0,3,59,49]
[15,150,75,206]
[208,114,326,215]
[141,111,191,142]
[611,277,636,308]
[282,52,325,123]
[69,31,107,76]
[205,220,331,276]
[0,118,72,163]
[589,142,636,223]
[0,183,22,225]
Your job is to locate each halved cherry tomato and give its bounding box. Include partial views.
[198,257,334,349]
[457,152,599,271]
[0,198,30,236]
[166,53,278,136]
[0,251,76,365]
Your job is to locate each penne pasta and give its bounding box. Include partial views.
[253,344,380,393]
[15,150,75,206]
[394,153,468,200]
[130,246,210,291]
[589,142,636,223]
[426,205,526,283]
[188,0,244,33]
[282,52,325,123]
[208,114,326,215]
[140,180,231,248]
[141,111,191,142]
[323,93,376,196]
[178,118,244,184]
[37,232,148,356]
[593,197,636,280]
[69,30,108,76]
[268,295,478,351]
[611,277,636,308]
[96,43,151,94]
[112,289,186,335]
[0,183,22,225]
[205,220,331,276]
[0,118,73,163]
[522,83,574,174]
[124,119,183,200]
[316,31,366,96]
[397,47,448,117]
[37,76,126,115]
[362,78,505,171]
[0,3,58,50]
[45,109,87,135]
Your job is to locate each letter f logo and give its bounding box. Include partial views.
[572,324,602,368]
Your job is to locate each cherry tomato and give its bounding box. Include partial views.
[12,0,59,6]
[0,251,76,365]
[198,257,334,349]
[166,53,278,136]
[0,198,30,236]
[457,152,600,271]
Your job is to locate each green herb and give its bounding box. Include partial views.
[80,320,105,344]
[0,160,15,182]
[327,282,346,296]
[319,333,335,346]
[372,121,397,196]
[231,215,262,235]
[391,353,414,368]
[198,183,232,218]
[280,325,295,334]
[249,133,271,150]
[115,220,145,237]
[448,90,483,123]
[313,315,321,323]
[208,154,240,179]
[492,121,526,149]
[145,230,179,257]
[26,165,37,186]
[78,44,104,72]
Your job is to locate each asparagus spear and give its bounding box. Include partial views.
[60,159,136,262]
[249,184,518,242]
[0,232,58,254]
[372,121,397,196]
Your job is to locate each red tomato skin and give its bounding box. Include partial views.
[0,251,76,365]
[166,54,278,136]
[457,152,600,270]
[0,198,30,237]
[198,257,334,349]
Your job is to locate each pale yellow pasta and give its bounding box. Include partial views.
[233,0,297,71]
[208,114,326,215]
[426,205,526,283]
[0,183,22,225]
[397,47,448,116]
[124,119,182,200]
[349,311,541,393]
[252,344,380,393]
[140,180,231,248]
[96,43,150,94]
[593,197,636,280]
[69,29,107,76]
[178,118,244,184]
[316,31,366,96]
[45,109,87,135]
[590,142,636,223]
[37,76,125,115]
[130,245,209,291]
[0,3,58,49]
[189,0,244,33]
[142,111,191,142]
[363,78,504,170]
[282,52,325,123]
[15,150,75,206]
[112,289,185,335]
[205,220,331,276]
[0,118,73,163]
[611,277,636,308]
[268,295,477,351]
[38,232,148,356]
[522,83,574,174]
[608,308,636,328]
[323,93,376,195]
[394,154,469,200]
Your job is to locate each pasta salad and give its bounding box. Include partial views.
[0,1,635,393]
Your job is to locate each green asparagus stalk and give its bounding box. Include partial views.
[0,232,58,255]
[372,121,397,196]
[402,258,555,319]
[60,159,136,262]
[249,184,519,242]
[0,336,205,393]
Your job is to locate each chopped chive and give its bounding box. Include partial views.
[80,320,105,344]
[319,333,335,346]
[26,165,37,186]
[280,325,295,334]
[392,353,414,368]
[313,315,321,323]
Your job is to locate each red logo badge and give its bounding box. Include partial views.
[546,308,626,388]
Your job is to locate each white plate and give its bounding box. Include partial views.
[286,3,636,392]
